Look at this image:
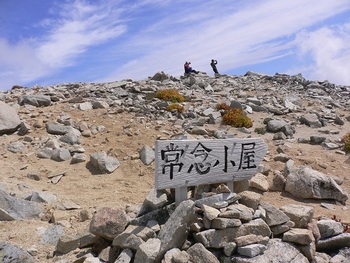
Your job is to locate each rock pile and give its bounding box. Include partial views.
[0,70,350,262]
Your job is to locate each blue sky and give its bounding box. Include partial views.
[1,0,350,91]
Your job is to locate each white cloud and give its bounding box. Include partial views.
[101,0,350,82]
[1,0,350,89]
[292,23,350,84]
[36,1,126,67]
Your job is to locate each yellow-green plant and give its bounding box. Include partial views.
[216,102,231,111]
[341,133,350,153]
[166,103,184,113]
[222,108,253,128]
[254,127,266,135]
[155,89,184,103]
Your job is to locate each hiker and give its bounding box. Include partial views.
[210,59,219,74]
[184,61,199,74]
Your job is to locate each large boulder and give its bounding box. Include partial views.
[285,166,348,203]
[0,101,21,134]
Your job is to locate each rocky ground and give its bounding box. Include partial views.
[0,71,350,262]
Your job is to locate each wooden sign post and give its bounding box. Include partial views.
[155,138,268,205]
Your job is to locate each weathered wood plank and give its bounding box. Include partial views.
[155,138,267,190]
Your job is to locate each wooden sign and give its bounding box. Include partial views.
[155,138,267,190]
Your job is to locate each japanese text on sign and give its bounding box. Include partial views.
[155,138,267,190]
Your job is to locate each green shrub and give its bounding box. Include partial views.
[341,133,350,153]
[155,89,184,103]
[216,103,230,111]
[254,127,266,135]
[166,103,184,113]
[222,108,253,128]
[263,117,272,125]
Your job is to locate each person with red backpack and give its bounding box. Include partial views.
[184,61,199,74]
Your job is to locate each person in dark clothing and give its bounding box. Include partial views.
[210,59,219,74]
[184,61,199,74]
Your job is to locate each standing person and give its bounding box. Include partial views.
[184,61,199,74]
[210,59,219,74]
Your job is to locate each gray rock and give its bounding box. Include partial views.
[237,243,267,258]
[260,202,290,227]
[92,100,109,109]
[19,95,51,107]
[59,131,81,145]
[89,151,120,174]
[89,207,128,241]
[139,145,155,165]
[114,248,133,263]
[17,121,31,135]
[230,100,243,110]
[0,101,21,134]
[40,225,65,245]
[299,113,322,128]
[51,148,72,161]
[279,204,314,228]
[187,243,220,263]
[211,218,242,229]
[0,241,35,263]
[134,238,161,263]
[316,233,350,252]
[266,119,287,133]
[282,228,314,245]
[317,219,344,239]
[7,141,25,153]
[46,122,71,135]
[70,153,87,164]
[0,189,43,220]
[78,101,93,111]
[231,238,308,263]
[285,166,348,203]
[138,188,168,216]
[37,147,54,159]
[163,248,190,263]
[156,200,197,262]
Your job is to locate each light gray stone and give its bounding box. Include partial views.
[0,101,21,134]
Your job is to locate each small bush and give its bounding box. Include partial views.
[341,133,350,153]
[216,103,230,111]
[167,103,184,113]
[254,127,266,135]
[222,108,253,128]
[156,89,184,103]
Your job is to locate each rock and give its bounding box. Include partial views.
[0,101,21,134]
[134,238,161,263]
[51,148,72,161]
[299,113,322,128]
[7,141,25,153]
[138,188,168,216]
[139,145,155,165]
[260,202,290,227]
[316,233,350,252]
[249,173,269,192]
[279,204,314,228]
[282,228,314,245]
[89,151,120,174]
[0,189,44,220]
[89,207,128,241]
[155,200,197,262]
[231,238,309,263]
[0,241,35,263]
[187,243,220,263]
[317,219,344,239]
[285,166,348,203]
[19,95,51,107]
[266,119,287,132]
